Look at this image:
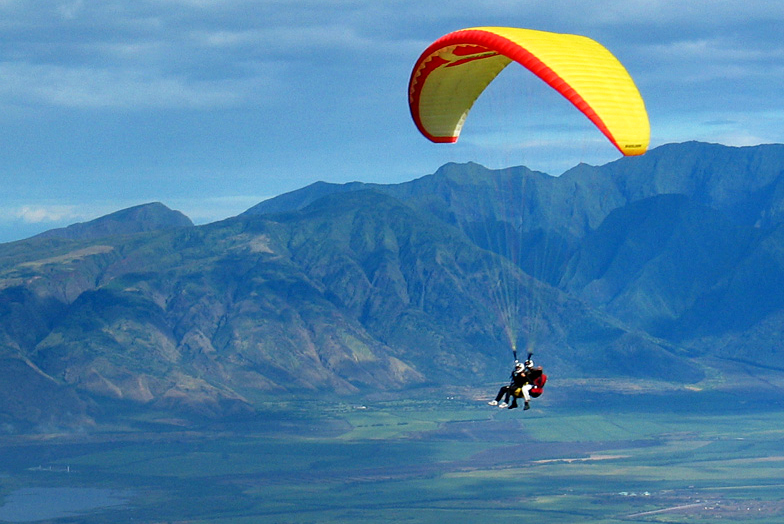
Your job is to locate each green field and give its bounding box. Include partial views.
[1,388,783,523]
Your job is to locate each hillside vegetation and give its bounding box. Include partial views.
[2,142,783,428]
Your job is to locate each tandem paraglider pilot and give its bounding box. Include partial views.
[488,358,547,410]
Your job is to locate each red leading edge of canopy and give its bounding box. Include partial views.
[408,28,622,153]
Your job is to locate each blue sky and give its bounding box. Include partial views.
[2,1,783,243]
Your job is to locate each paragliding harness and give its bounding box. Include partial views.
[511,351,547,399]
[518,373,547,398]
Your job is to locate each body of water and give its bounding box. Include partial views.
[0,487,130,522]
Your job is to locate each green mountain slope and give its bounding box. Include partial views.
[560,194,756,337]
[254,143,784,360]
[0,192,697,427]
[6,142,784,428]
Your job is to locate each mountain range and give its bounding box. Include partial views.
[2,141,783,429]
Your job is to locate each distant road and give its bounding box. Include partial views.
[626,502,712,518]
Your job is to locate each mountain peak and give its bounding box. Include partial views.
[34,202,193,241]
[242,181,369,216]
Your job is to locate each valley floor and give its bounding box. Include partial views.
[0,384,783,523]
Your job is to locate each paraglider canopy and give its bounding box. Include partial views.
[408,27,650,156]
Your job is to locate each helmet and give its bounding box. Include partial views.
[524,359,534,368]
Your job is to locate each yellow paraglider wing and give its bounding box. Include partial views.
[408,27,650,156]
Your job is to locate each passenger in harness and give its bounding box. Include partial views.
[489,358,547,410]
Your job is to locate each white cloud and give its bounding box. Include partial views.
[0,62,281,109]
[641,37,784,76]
[12,205,82,224]
[56,0,83,20]
[1,0,784,245]
[512,0,784,26]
